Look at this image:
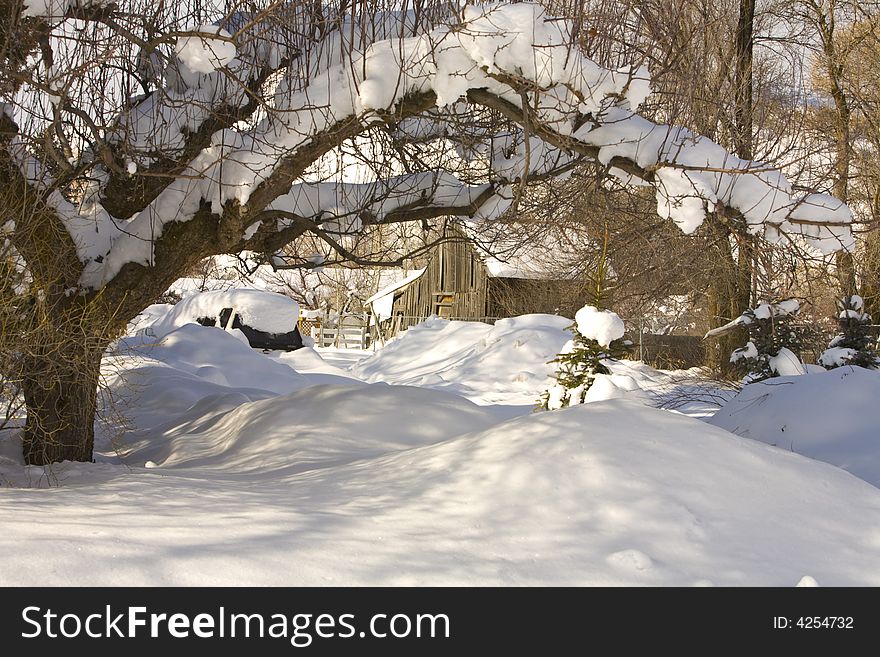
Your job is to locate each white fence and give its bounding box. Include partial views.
[311,325,369,349]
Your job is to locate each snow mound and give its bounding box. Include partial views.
[122,383,500,473]
[105,325,322,431]
[575,305,625,347]
[353,315,571,404]
[5,399,880,585]
[126,303,174,334]
[268,346,359,380]
[148,289,299,337]
[584,373,646,404]
[708,366,880,486]
[768,347,807,376]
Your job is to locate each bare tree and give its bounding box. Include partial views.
[803,2,880,313]
[0,1,853,464]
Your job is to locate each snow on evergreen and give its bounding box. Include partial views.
[540,306,630,410]
[575,305,626,347]
[818,295,879,370]
[710,299,806,381]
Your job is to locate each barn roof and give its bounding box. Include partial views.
[364,267,427,306]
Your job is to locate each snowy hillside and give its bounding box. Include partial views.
[2,393,879,585]
[352,314,572,405]
[2,311,880,585]
[710,366,880,487]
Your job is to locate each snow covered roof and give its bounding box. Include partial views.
[364,268,426,305]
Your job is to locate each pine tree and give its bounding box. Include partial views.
[728,299,805,381]
[538,228,631,410]
[539,307,630,410]
[819,295,879,369]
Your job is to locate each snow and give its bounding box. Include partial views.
[731,341,758,363]
[584,373,645,404]
[3,307,880,585]
[545,383,567,411]
[818,346,858,368]
[768,347,807,376]
[122,382,500,474]
[577,107,854,252]
[112,326,308,405]
[709,366,880,487]
[753,298,799,320]
[175,25,238,78]
[352,314,572,406]
[4,394,880,585]
[774,298,801,316]
[787,194,856,254]
[147,289,300,337]
[575,306,625,347]
[708,299,800,340]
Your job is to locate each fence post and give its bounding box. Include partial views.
[638,318,644,362]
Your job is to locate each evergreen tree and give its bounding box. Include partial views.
[819,295,879,369]
[539,306,630,410]
[728,299,805,381]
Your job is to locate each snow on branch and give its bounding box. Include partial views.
[8,2,854,291]
[268,172,496,232]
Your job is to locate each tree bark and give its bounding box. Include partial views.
[816,2,856,295]
[705,223,748,378]
[734,0,755,161]
[705,0,755,379]
[862,188,880,318]
[21,339,104,465]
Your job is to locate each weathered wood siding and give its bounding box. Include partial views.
[392,238,489,321]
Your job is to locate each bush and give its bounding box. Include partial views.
[728,299,805,381]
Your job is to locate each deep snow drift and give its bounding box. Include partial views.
[710,366,880,487]
[353,314,572,405]
[353,314,730,414]
[121,383,503,474]
[2,310,879,586]
[3,399,880,586]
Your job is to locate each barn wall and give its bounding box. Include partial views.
[488,278,586,318]
[391,237,490,323]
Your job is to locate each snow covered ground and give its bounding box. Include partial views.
[2,309,880,586]
[352,314,572,406]
[710,367,880,487]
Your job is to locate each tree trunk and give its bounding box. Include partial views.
[862,199,880,318]
[816,6,855,296]
[705,0,754,379]
[21,338,104,465]
[705,226,750,378]
[734,0,755,161]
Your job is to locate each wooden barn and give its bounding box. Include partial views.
[362,229,707,369]
[364,232,587,340]
[365,238,491,339]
